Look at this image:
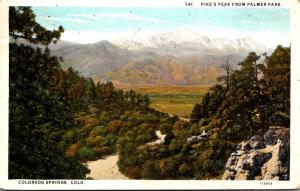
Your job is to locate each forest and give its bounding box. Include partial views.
[9,7,290,179]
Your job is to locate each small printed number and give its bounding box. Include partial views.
[185,2,193,6]
[260,182,272,185]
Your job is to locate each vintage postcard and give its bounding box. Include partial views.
[0,0,300,189]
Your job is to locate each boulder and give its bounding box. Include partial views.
[235,170,249,180]
[225,156,237,169]
[236,150,244,156]
[222,127,289,180]
[250,135,265,149]
[222,170,231,180]
[240,141,252,151]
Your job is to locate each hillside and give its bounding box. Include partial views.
[45,29,269,86]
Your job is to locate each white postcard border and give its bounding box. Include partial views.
[1,0,300,189]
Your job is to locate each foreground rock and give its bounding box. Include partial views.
[222,126,289,180]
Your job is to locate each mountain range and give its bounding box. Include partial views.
[11,29,271,86]
[113,29,267,56]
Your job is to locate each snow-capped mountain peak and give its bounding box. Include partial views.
[112,29,267,55]
[147,28,210,44]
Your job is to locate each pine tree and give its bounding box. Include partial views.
[9,7,64,45]
[190,104,203,123]
[261,45,290,126]
[9,6,88,179]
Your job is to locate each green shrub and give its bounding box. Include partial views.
[199,118,210,126]
[86,135,105,147]
[107,120,123,133]
[159,157,180,178]
[75,146,97,161]
[63,130,77,143]
[136,134,151,144]
[89,125,107,137]
[142,160,161,179]
[93,146,112,156]
[189,124,200,135]
[270,111,290,127]
[99,111,112,124]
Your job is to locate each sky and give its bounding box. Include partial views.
[33,7,290,48]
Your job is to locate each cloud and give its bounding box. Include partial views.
[68,13,163,23]
[61,31,134,44]
[61,29,164,44]
[39,16,89,23]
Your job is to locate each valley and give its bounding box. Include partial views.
[116,85,211,117]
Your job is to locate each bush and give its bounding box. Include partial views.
[86,135,105,147]
[159,157,180,178]
[93,146,112,156]
[168,139,183,154]
[270,111,290,127]
[136,134,151,144]
[178,163,190,175]
[125,166,142,179]
[173,120,189,130]
[89,106,100,113]
[103,134,118,148]
[74,112,88,118]
[63,130,77,143]
[145,115,160,123]
[65,143,80,157]
[199,118,210,126]
[142,160,161,179]
[75,146,97,161]
[89,125,107,137]
[160,123,173,134]
[84,116,101,127]
[99,111,112,124]
[139,123,155,130]
[107,120,123,133]
[127,111,150,124]
[189,124,200,135]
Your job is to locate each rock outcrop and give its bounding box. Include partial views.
[222,126,289,180]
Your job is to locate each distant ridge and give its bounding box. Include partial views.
[112,28,269,56]
[10,29,272,86]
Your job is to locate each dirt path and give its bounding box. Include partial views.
[168,114,190,122]
[85,154,128,179]
[147,130,166,145]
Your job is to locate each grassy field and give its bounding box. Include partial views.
[116,85,211,118]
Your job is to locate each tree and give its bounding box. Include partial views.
[207,85,225,117]
[139,95,150,109]
[85,77,97,104]
[261,45,290,126]
[9,6,88,178]
[190,104,203,123]
[207,52,264,139]
[217,56,233,88]
[102,82,114,102]
[129,90,137,109]
[9,7,64,45]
